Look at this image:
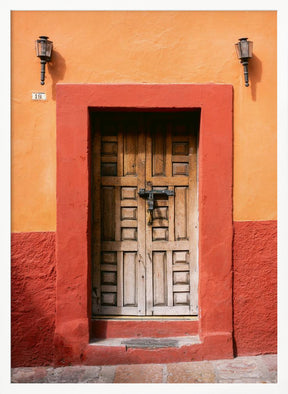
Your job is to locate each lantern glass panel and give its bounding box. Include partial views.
[35,37,53,60]
[35,39,46,57]
[235,43,241,59]
[41,41,47,57]
[235,39,253,59]
[45,41,53,59]
[35,40,41,57]
[247,41,253,58]
[240,40,249,58]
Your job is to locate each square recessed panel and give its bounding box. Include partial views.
[121,187,137,200]
[172,162,189,176]
[101,252,117,265]
[173,292,190,305]
[101,271,117,285]
[101,162,117,176]
[172,142,189,156]
[152,227,168,241]
[101,293,117,306]
[173,271,190,285]
[101,141,118,156]
[121,207,137,220]
[121,227,137,241]
[173,251,189,265]
[153,207,168,220]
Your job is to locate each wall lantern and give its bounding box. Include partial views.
[35,36,53,85]
[235,37,253,87]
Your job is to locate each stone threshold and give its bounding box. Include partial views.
[90,335,201,349]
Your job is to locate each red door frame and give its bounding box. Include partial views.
[55,84,233,365]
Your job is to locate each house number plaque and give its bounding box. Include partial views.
[32,92,47,101]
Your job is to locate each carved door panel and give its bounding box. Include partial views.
[91,112,198,317]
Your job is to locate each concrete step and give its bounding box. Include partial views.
[90,335,201,349]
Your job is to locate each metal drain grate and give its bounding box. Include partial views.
[121,338,179,349]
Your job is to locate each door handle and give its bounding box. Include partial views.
[138,188,175,225]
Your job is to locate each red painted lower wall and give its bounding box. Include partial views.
[233,221,277,356]
[91,319,199,339]
[11,221,277,366]
[11,232,56,367]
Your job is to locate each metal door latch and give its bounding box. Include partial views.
[138,188,174,225]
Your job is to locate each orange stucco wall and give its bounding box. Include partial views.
[11,11,277,232]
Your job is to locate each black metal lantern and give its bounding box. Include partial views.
[35,36,53,85]
[235,38,253,87]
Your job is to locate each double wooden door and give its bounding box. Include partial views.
[91,111,199,317]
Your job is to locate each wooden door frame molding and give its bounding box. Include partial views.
[55,84,233,365]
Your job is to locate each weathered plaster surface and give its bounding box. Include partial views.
[11,220,277,366]
[233,221,277,355]
[11,232,56,367]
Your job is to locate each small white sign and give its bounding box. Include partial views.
[32,92,47,101]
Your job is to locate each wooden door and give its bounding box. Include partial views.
[91,111,198,317]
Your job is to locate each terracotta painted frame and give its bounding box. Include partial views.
[55,84,233,365]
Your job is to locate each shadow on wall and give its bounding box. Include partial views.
[47,50,66,100]
[249,54,262,101]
